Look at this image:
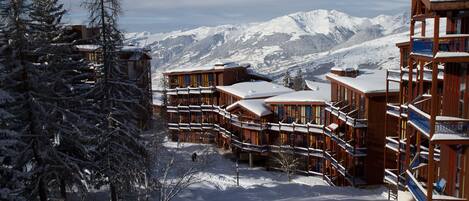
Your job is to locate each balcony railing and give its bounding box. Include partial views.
[411,35,469,57]
[384,169,399,186]
[388,67,444,83]
[268,122,324,134]
[409,97,469,141]
[166,86,216,95]
[326,102,367,128]
[406,170,427,201]
[385,136,406,153]
[386,103,401,118]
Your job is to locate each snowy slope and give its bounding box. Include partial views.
[124,9,410,87]
[166,142,389,201]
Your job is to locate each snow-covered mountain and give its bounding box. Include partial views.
[125,9,410,85]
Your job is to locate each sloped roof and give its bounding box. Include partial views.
[226,99,272,117]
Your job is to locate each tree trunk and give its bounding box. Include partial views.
[110,183,118,201]
[60,178,67,200]
[39,178,48,201]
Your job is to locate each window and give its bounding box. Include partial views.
[278,105,284,121]
[305,106,312,123]
[184,75,190,87]
[197,74,202,87]
[208,74,214,85]
[315,107,321,124]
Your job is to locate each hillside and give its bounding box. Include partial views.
[125,9,411,86]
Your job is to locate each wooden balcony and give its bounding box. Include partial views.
[166,86,216,95]
[386,67,444,83]
[326,101,367,128]
[411,35,469,62]
[408,96,469,143]
[385,136,406,153]
[406,170,466,201]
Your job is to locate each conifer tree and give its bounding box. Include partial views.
[25,0,99,199]
[0,10,26,200]
[283,70,292,88]
[1,0,99,200]
[84,0,148,200]
[293,69,306,91]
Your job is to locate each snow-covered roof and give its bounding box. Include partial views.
[75,44,101,51]
[265,82,330,104]
[121,46,147,52]
[326,69,399,94]
[331,66,357,72]
[165,62,250,74]
[226,99,272,117]
[217,81,294,99]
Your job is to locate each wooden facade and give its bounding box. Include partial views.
[384,1,469,200]
[325,69,399,187]
[164,64,398,186]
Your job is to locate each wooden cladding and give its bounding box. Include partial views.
[168,73,215,88]
[271,104,325,125]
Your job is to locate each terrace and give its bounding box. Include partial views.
[411,34,469,61]
[406,170,466,201]
[326,101,367,128]
[408,95,469,143]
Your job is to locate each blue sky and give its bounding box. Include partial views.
[61,0,410,33]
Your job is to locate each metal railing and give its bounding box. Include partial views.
[326,101,367,128]
[412,35,469,56]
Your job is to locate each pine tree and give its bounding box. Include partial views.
[25,0,99,199]
[293,69,305,91]
[283,70,292,88]
[84,0,148,200]
[1,0,99,200]
[0,11,26,201]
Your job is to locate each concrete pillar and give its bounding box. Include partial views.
[249,152,253,167]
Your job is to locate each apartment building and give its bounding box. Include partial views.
[324,68,399,186]
[384,0,469,200]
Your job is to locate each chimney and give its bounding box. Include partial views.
[330,67,359,78]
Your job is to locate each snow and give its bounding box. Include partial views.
[327,123,339,131]
[152,92,163,106]
[226,99,272,117]
[432,133,469,142]
[265,83,331,104]
[217,81,294,99]
[166,142,388,201]
[326,69,400,94]
[435,51,469,58]
[74,44,101,51]
[126,10,411,89]
[165,62,249,74]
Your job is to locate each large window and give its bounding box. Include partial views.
[305,106,312,123]
[208,74,214,85]
[184,75,190,87]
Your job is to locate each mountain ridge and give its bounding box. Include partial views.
[124,9,410,86]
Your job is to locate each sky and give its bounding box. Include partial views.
[61,0,410,33]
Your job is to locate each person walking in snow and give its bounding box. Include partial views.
[192,152,198,162]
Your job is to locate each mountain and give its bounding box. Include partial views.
[124,9,410,86]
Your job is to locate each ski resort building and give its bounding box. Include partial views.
[74,44,154,129]
[384,0,469,200]
[163,63,397,186]
[324,68,399,186]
